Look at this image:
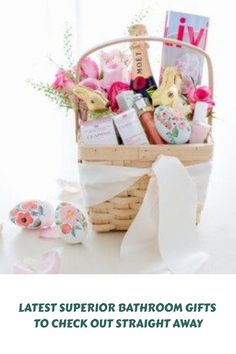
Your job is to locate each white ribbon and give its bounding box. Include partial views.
[78,155,212,273]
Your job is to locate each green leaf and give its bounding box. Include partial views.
[146,87,155,98]
[32,219,41,228]
[172,127,179,138]
[74,225,82,231]
[38,205,44,215]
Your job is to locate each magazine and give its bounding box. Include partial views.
[160,11,209,92]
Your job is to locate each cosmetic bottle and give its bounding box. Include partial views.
[116,90,135,111]
[189,101,211,143]
[133,95,165,144]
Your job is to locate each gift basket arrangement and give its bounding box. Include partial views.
[74,12,214,232]
[31,11,215,234]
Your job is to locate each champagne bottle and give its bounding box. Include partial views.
[129,24,157,100]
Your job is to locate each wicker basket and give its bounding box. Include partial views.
[76,36,214,233]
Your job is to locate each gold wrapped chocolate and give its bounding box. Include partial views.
[73,86,110,120]
[152,67,183,107]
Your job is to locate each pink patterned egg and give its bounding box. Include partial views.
[55,202,87,244]
[154,106,191,144]
[9,200,54,229]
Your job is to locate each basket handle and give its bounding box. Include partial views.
[76,36,214,96]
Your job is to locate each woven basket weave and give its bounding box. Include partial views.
[76,36,214,232]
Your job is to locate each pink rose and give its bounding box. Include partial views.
[107,81,130,111]
[178,122,185,130]
[187,85,215,109]
[60,224,72,234]
[79,57,99,80]
[52,69,75,90]
[164,122,172,130]
[101,62,130,90]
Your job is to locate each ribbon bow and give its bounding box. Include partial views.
[79,155,211,273]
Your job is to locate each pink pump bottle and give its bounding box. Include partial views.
[189,101,211,143]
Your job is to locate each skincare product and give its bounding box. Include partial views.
[80,116,118,145]
[133,95,165,144]
[116,90,135,111]
[189,101,211,143]
[113,109,149,145]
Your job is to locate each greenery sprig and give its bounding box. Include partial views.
[28,23,76,111]
[28,80,73,109]
[63,22,74,69]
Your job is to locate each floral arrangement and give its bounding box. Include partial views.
[187,85,214,111]
[29,24,77,110]
[29,24,132,113]
[29,22,214,116]
[29,15,215,148]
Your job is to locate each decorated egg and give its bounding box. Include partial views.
[55,202,87,244]
[9,200,54,229]
[154,106,191,144]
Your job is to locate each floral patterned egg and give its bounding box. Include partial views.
[9,200,54,229]
[55,202,87,244]
[154,106,191,144]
